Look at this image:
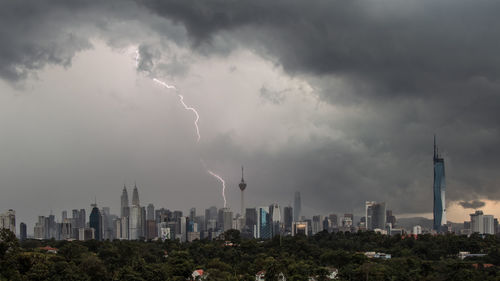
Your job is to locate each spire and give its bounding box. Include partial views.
[434,134,437,159]
[241,166,245,182]
[132,183,140,206]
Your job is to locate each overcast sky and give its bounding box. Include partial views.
[1,0,500,229]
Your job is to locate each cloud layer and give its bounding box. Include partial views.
[1,0,500,225]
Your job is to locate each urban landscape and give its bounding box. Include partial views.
[2,0,500,280]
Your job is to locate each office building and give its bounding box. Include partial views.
[147,204,155,221]
[19,222,27,240]
[433,136,446,231]
[0,209,15,234]
[312,215,322,235]
[89,203,103,241]
[292,221,308,236]
[365,202,386,230]
[256,207,271,239]
[269,203,281,237]
[222,208,233,232]
[293,192,301,222]
[470,210,484,234]
[284,206,293,233]
[121,185,130,218]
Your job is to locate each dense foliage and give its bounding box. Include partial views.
[1,229,500,280]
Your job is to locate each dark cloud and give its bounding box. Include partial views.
[2,0,500,223]
[139,0,500,96]
[458,200,486,209]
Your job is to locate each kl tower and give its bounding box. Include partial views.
[239,166,247,218]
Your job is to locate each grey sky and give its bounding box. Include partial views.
[1,0,500,228]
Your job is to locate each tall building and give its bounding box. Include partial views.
[205,206,217,231]
[483,215,494,235]
[19,222,27,240]
[147,204,155,221]
[312,215,322,235]
[189,208,196,220]
[386,210,396,226]
[222,208,233,232]
[293,192,301,222]
[433,136,446,231]
[329,214,338,228]
[365,201,375,230]
[256,207,271,239]
[283,206,293,233]
[62,210,67,221]
[89,203,103,241]
[471,211,484,234]
[79,209,86,229]
[371,203,386,230]
[239,166,247,218]
[269,203,281,237]
[129,184,144,240]
[132,184,140,206]
[470,210,495,235]
[121,185,130,218]
[0,209,16,234]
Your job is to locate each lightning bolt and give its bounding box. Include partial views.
[207,170,227,208]
[153,78,200,142]
[136,48,227,207]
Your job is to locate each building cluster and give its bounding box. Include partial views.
[1,138,499,240]
[460,210,499,235]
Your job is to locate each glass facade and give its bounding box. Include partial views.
[433,137,446,231]
[258,207,271,239]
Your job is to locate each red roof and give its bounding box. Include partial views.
[472,264,494,269]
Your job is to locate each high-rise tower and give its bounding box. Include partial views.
[433,135,446,231]
[293,191,301,222]
[121,185,129,218]
[239,166,247,218]
[132,183,140,206]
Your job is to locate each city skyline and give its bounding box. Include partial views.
[2,0,500,232]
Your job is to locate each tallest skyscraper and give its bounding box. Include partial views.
[433,135,446,232]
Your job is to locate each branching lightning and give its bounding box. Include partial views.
[135,48,227,206]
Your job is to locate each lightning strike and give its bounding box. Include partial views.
[136,48,228,207]
[207,170,227,208]
[153,78,200,142]
[153,78,177,90]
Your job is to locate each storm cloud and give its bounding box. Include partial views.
[1,0,500,226]
[459,200,486,209]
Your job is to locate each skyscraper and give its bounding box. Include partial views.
[129,184,143,240]
[256,207,271,239]
[121,185,130,218]
[239,166,247,218]
[0,209,16,234]
[293,191,301,222]
[147,204,155,221]
[371,203,386,230]
[433,136,446,231]
[284,206,293,233]
[269,203,281,237]
[89,203,102,241]
[19,222,27,241]
[132,184,140,206]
